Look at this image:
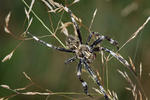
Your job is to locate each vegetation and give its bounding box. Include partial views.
[0,0,150,100]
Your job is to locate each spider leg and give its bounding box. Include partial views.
[27,32,75,53]
[86,32,94,45]
[90,32,119,49]
[77,60,91,97]
[86,32,101,45]
[65,7,82,44]
[93,47,137,75]
[93,47,129,66]
[65,56,76,64]
[83,60,108,100]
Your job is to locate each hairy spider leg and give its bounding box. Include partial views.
[89,32,119,49]
[65,56,77,64]
[65,7,83,44]
[93,47,129,66]
[83,60,109,100]
[27,32,75,53]
[77,60,91,97]
[93,47,137,76]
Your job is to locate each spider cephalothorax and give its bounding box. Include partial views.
[75,44,96,63]
[66,35,96,63]
[27,6,131,100]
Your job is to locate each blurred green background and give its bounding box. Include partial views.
[0,0,150,100]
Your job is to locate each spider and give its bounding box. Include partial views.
[27,7,130,100]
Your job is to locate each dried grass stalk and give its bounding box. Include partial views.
[139,62,142,78]
[0,98,5,100]
[28,0,35,15]
[120,16,150,50]
[89,8,97,30]
[23,72,32,82]
[60,22,72,36]
[4,12,11,34]
[139,90,143,100]
[21,92,50,95]
[25,18,33,33]
[129,57,136,72]
[2,50,14,62]
[72,0,80,4]
[42,0,53,11]
[15,83,33,91]
[0,85,10,89]
[25,8,30,20]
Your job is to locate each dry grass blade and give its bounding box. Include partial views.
[139,62,142,78]
[117,69,126,79]
[42,0,63,13]
[15,83,33,91]
[14,87,28,91]
[89,8,97,30]
[107,89,111,96]
[24,0,35,21]
[93,88,103,95]
[25,18,33,33]
[139,90,143,100]
[93,88,110,99]
[124,72,132,84]
[100,51,104,64]
[60,22,72,36]
[48,8,60,13]
[132,85,137,98]
[20,91,83,96]
[72,0,80,4]
[2,50,14,62]
[49,0,63,8]
[25,8,29,20]
[22,92,50,95]
[1,85,10,89]
[96,70,102,82]
[4,26,11,34]
[120,16,150,50]
[28,0,35,16]
[48,0,55,7]
[118,70,136,99]
[0,98,5,100]
[4,12,11,34]
[106,90,118,100]
[112,91,118,100]
[129,57,136,72]
[1,84,19,94]
[5,12,11,28]
[23,72,32,82]
[117,69,133,85]
[73,14,82,24]
[125,87,132,91]
[134,93,137,100]
[42,0,53,11]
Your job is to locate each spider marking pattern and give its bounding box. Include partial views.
[27,7,131,100]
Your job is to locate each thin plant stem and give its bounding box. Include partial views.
[22,0,66,48]
[106,57,109,90]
